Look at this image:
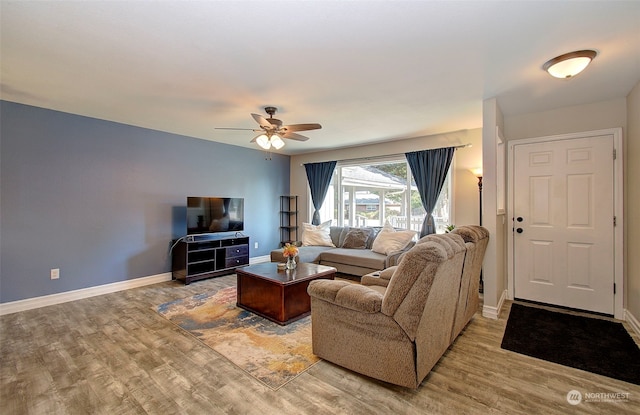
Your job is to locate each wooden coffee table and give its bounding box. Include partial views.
[236,262,336,325]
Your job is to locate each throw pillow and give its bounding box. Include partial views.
[301,220,335,247]
[371,222,415,255]
[338,227,353,247]
[339,226,378,248]
[340,228,372,249]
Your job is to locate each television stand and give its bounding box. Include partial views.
[171,235,249,284]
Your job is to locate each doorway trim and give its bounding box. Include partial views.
[506,128,624,319]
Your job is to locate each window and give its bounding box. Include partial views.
[316,157,452,233]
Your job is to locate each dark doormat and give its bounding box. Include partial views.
[501,303,640,385]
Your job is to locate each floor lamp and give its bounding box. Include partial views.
[470,168,483,293]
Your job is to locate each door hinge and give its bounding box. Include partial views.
[613,148,617,160]
[614,216,617,227]
[614,283,616,295]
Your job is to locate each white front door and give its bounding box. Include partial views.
[513,134,615,315]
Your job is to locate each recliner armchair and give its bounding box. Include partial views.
[307,233,468,388]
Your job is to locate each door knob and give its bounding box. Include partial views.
[516,228,523,233]
[517,217,524,222]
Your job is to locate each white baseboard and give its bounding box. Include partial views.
[0,256,274,316]
[625,309,640,337]
[482,289,508,320]
[0,272,173,316]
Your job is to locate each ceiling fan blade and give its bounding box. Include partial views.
[281,123,322,133]
[215,127,262,132]
[281,131,310,141]
[251,113,275,129]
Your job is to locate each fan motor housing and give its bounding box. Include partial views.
[263,106,282,127]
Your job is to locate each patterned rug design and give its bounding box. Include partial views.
[156,286,320,390]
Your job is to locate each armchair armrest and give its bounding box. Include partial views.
[308,280,383,313]
[361,275,390,288]
[379,266,397,280]
[361,266,397,288]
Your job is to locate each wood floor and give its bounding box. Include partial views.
[2,274,639,414]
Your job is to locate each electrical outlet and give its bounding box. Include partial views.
[50,268,60,280]
[254,242,259,249]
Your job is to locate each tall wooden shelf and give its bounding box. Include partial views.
[280,195,298,247]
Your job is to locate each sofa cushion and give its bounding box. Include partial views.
[371,223,415,255]
[329,226,343,247]
[340,228,372,249]
[302,220,335,247]
[320,248,388,270]
[308,280,384,313]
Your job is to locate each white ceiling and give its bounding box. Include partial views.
[2,1,639,154]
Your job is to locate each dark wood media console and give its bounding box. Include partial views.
[172,235,249,284]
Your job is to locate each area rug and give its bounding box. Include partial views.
[155,287,320,390]
[501,303,640,385]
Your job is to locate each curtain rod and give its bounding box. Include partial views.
[300,143,471,166]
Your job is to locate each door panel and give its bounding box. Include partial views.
[513,135,614,314]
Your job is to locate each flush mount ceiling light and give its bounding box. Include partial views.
[543,50,597,79]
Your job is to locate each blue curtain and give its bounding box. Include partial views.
[406,147,456,237]
[304,161,337,225]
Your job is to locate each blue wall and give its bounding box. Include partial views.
[0,101,290,303]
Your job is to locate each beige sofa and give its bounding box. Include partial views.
[307,226,489,388]
[270,225,415,276]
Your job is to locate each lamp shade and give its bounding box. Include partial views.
[470,167,483,178]
[256,134,271,150]
[543,50,597,79]
[271,135,285,150]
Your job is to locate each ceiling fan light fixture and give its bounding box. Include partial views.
[271,135,285,150]
[543,50,597,79]
[256,134,271,150]
[218,107,320,150]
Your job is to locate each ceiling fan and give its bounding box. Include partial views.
[215,106,322,150]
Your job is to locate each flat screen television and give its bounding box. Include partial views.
[186,197,244,235]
